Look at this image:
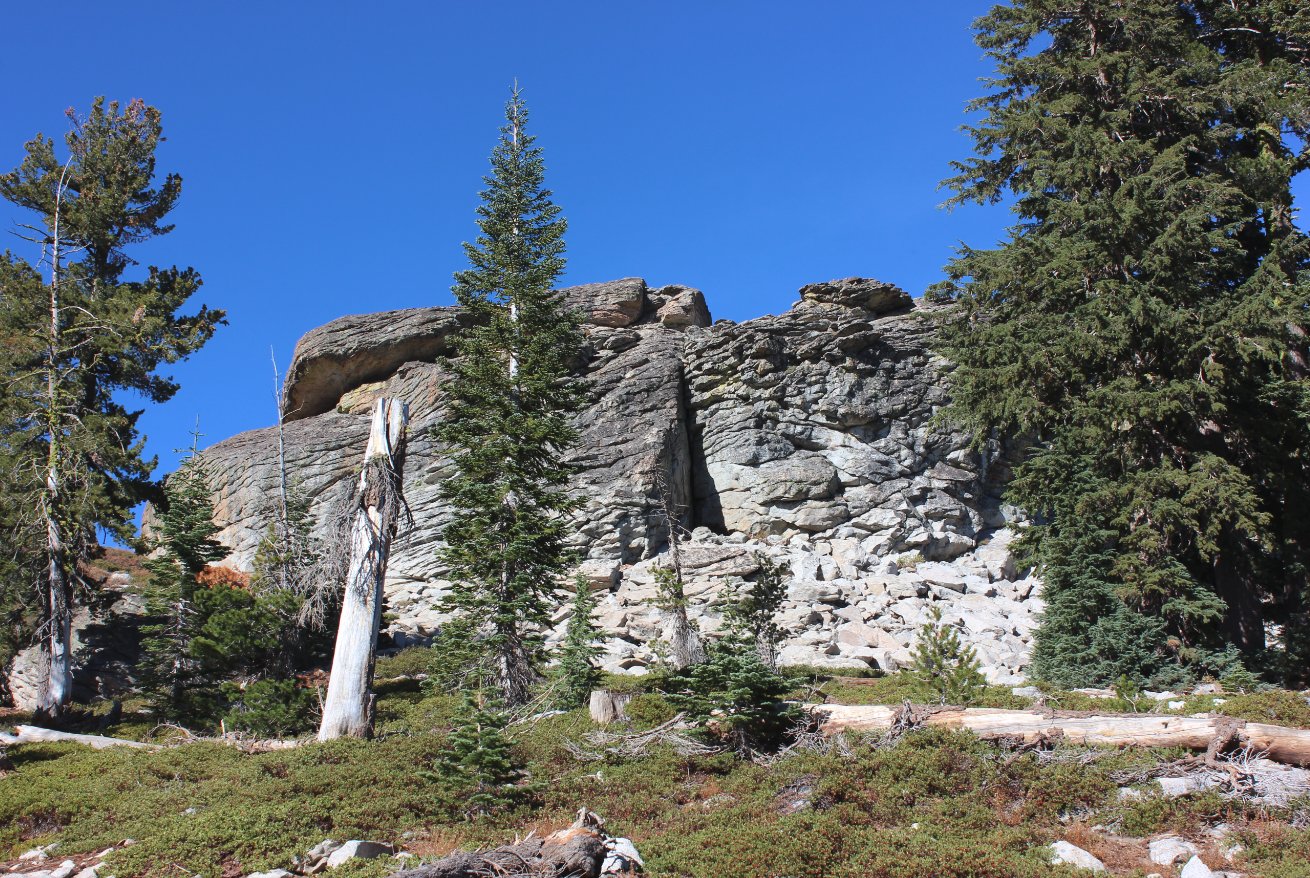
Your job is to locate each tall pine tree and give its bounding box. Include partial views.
[933,2,1310,686]
[436,88,586,707]
[0,99,224,717]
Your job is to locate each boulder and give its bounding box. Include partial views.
[1048,841,1107,872]
[1180,856,1216,878]
[326,840,394,868]
[1149,836,1200,866]
[796,277,913,314]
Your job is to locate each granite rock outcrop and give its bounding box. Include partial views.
[195,277,1041,683]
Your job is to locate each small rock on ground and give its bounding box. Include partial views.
[1180,856,1216,878]
[1048,841,1106,872]
[1149,836,1199,866]
[325,841,394,869]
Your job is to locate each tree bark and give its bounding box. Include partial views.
[318,398,408,741]
[588,689,632,725]
[811,704,1310,766]
[34,163,75,722]
[0,725,156,750]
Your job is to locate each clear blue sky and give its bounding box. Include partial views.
[1,2,1304,491]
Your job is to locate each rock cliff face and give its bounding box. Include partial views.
[198,277,1041,683]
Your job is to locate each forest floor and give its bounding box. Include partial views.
[2,657,1309,878]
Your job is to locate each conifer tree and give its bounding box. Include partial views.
[429,692,525,820]
[933,3,1310,686]
[554,575,601,709]
[723,553,787,670]
[0,98,223,718]
[665,636,799,755]
[910,606,986,706]
[140,443,228,719]
[437,88,586,707]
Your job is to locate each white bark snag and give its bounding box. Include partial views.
[318,398,409,741]
[811,704,1310,767]
[35,161,76,721]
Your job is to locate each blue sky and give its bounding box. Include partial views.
[1,2,1304,493]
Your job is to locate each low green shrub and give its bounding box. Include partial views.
[374,646,433,679]
[220,679,318,738]
[625,692,677,729]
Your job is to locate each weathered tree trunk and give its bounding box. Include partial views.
[0,725,156,750]
[664,604,704,670]
[588,689,632,725]
[318,398,409,741]
[812,704,1310,767]
[653,472,703,670]
[34,167,74,723]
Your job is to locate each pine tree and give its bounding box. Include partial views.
[0,98,224,718]
[250,483,326,674]
[436,88,586,707]
[429,692,525,820]
[932,3,1310,686]
[664,636,799,755]
[723,553,787,670]
[909,606,986,706]
[554,575,601,709]
[140,443,228,719]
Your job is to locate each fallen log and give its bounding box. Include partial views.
[392,809,620,878]
[810,704,1310,767]
[0,724,156,750]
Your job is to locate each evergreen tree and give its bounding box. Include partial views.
[909,606,987,705]
[664,636,799,755]
[140,445,228,719]
[428,692,526,820]
[0,98,224,717]
[554,575,601,709]
[723,553,787,670]
[932,3,1310,686]
[436,88,586,707]
[250,483,327,674]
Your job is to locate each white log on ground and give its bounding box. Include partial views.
[318,398,409,741]
[0,725,156,750]
[810,704,1310,766]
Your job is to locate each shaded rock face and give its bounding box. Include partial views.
[196,276,1038,679]
[684,280,990,558]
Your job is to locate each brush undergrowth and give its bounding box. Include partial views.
[2,659,1308,877]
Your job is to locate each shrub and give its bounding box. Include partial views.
[625,693,677,729]
[894,552,924,571]
[375,646,433,679]
[220,679,318,738]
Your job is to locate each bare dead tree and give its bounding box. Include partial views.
[652,469,703,669]
[318,398,409,740]
[32,158,77,721]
